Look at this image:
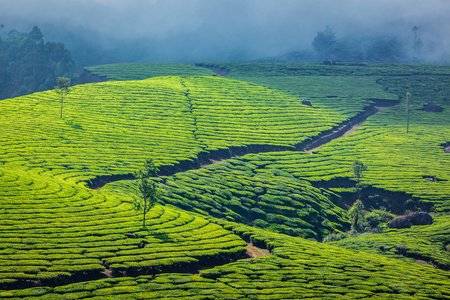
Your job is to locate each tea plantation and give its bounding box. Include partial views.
[1,62,449,298]
[85,63,215,81]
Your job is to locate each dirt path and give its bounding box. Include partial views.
[245,243,271,258]
[193,243,270,276]
[305,105,390,154]
[88,102,397,189]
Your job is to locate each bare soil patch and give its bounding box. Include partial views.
[245,243,271,258]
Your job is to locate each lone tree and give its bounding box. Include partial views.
[55,77,71,119]
[351,160,367,199]
[312,26,337,59]
[348,200,365,231]
[405,92,412,133]
[133,159,159,228]
[412,26,423,62]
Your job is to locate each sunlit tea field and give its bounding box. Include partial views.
[1,62,449,299]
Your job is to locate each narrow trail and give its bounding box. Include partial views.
[88,100,397,189]
[192,243,270,276]
[305,105,390,154]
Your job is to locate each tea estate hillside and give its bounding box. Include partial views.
[0,62,449,299]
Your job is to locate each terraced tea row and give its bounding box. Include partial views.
[228,108,450,212]
[197,62,450,77]
[85,63,215,81]
[330,215,450,270]
[149,157,349,240]
[227,76,398,119]
[207,70,450,211]
[2,223,449,299]
[181,76,349,151]
[0,77,203,183]
[0,75,358,184]
[0,166,246,289]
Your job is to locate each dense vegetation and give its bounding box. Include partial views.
[84,63,215,81]
[1,62,449,298]
[0,26,74,100]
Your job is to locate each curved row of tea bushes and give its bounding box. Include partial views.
[0,166,247,288]
[201,222,450,299]
[231,108,450,211]
[330,215,450,270]
[229,76,398,119]
[85,63,215,81]
[151,157,350,240]
[0,75,351,185]
[197,62,450,77]
[182,76,345,151]
[0,77,204,183]
[2,223,449,299]
[212,72,450,211]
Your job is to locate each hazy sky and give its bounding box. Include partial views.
[1,0,449,63]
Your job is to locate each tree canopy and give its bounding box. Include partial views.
[312,26,336,58]
[133,159,160,228]
[0,25,74,99]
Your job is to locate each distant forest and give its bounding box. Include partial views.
[0,24,437,100]
[0,26,74,100]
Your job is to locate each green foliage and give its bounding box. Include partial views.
[348,200,365,230]
[351,160,367,184]
[1,61,449,298]
[133,159,160,228]
[331,215,450,270]
[312,26,337,58]
[85,63,215,81]
[0,26,74,99]
[363,208,395,229]
[406,91,412,133]
[55,77,71,119]
[159,159,350,240]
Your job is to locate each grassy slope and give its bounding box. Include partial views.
[212,63,450,211]
[1,62,450,298]
[330,215,450,270]
[0,164,247,286]
[85,63,215,81]
[2,224,450,299]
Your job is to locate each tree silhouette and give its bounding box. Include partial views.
[412,26,423,62]
[351,160,367,199]
[55,77,71,119]
[133,159,159,228]
[312,26,336,58]
[348,200,365,231]
[406,92,412,133]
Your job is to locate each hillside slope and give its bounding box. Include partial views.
[1,62,449,298]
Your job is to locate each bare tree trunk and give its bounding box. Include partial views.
[143,200,147,228]
[60,93,64,119]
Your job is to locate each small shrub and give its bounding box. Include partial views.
[323,232,349,242]
[253,219,269,228]
[363,209,395,229]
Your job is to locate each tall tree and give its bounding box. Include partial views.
[55,77,71,119]
[412,26,423,62]
[351,160,367,199]
[312,26,337,59]
[405,92,412,133]
[348,200,365,231]
[133,159,159,228]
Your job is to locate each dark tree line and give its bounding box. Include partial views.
[312,26,409,63]
[0,26,74,99]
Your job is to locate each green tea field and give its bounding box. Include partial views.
[1,62,449,299]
